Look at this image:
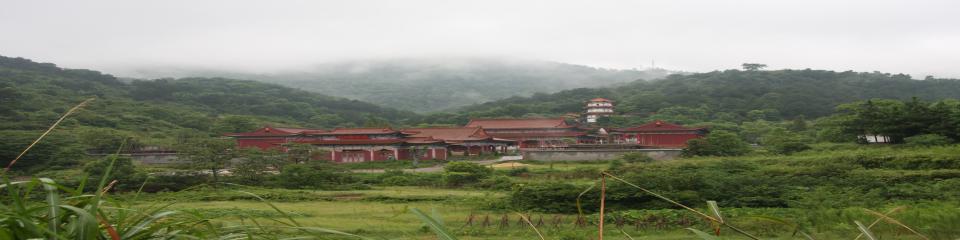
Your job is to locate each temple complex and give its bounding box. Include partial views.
[224,97,709,163]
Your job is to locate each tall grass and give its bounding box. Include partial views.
[0,99,366,239]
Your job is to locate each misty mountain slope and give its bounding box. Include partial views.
[0,55,418,137]
[445,69,960,122]
[135,58,673,112]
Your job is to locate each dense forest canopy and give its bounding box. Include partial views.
[436,68,960,125]
[128,58,675,112]
[0,55,420,147]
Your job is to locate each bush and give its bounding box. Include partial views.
[506,167,529,177]
[444,161,493,177]
[620,152,654,163]
[381,175,414,186]
[442,161,493,187]
[376,170,444,187]
[509,182,596,213]
[765,133,813,155]
[141,173,209,192]
[275,163,354,189]
[607,159,624,170]
[0,130,85,173]
[442,172,477,187]
[768,140,812,155]
[82,156,146,191]
[682,131,751,157]
[905,134,953,147]
[476,175,514,190]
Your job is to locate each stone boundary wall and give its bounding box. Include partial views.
[521,149,682,161]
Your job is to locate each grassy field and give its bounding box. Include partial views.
[157,186,700,239]
[155,186,955,239]
[16,145,960,239]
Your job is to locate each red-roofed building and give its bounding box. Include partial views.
[226,126,448,162]
[224,126,310,150]
[303,127,427,162]
[465,118,587,148]
[611,120,708,148]
[403,127,515,155]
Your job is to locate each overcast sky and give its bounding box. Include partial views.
[2,0,958,78]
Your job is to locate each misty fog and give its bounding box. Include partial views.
[2,0,959,79]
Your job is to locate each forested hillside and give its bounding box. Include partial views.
[437,69,960,125]
[129,58,673,112]
[0,55,421,171]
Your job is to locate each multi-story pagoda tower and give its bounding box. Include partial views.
[584,98,614,123]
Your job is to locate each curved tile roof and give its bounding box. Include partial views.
[465,118,571,129]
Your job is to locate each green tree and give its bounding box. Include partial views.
[83,156,145,191]
[234,148,283,183]
[764,133,812,155]
[788,115,808,132]
[77,128,135,153]
[283,143,322,164]
[682,131,751,157]
[838,99,959,144]
[739,120,785,144]
[746,109,781,121]
[176,138,237,187]
[905,134,953,147]
[211,115,259,134]
[813,115,856,143]
[927,102,958,140]
[0,131,84,172]
[363,115,392,128]
[276,162,352,189]
[742,63,767,71]
[309,114,347,128]
[649,106,710,124]
[0,82,20,115]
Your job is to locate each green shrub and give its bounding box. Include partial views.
[376,171,443,187]
[509,182,596,213]
[476,175,514,190]
[770,141,812,155]
[765,134,813,155]
[442,172,477,187]
[140,173,209,192]
[905,134,953,147]
[620,152,654,163]
[442,161,492,187]
[506,167,530,176]
[276,163,354,189]
[382,175,415,186]
[82,156,146,191]
[0,130,85,172]
[682,130,751,157]
[444,161,493,177]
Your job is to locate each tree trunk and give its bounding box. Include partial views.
[211,166,219,189]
